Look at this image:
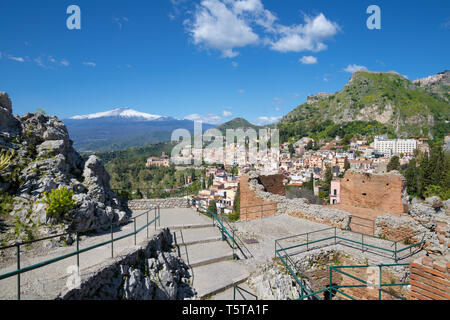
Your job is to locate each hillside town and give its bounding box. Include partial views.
[146,134,440,214]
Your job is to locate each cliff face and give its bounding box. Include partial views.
[279,71,450,139]
[0,92,131,243]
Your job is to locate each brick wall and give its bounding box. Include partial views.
[240,176,277,220]
[340,171,408,214]
[410,254,450,300]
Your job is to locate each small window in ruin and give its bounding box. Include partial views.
[362,193,367,196]
[386,183,390,186]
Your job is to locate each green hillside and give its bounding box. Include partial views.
[278,71,450,143]
[216,117,262,134]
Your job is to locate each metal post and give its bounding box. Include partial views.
[362,234,364,253]
[17,244,20,301]
[111,223,114,258]
[394,242,398,263]
[334,227,337,245]
[158,206,161,227]
[134,219,137,245]
[232,229,235,258]
[329,267,333,301]
[154,208,157,231]
[76,233,80,272]
[378,265,382,300]
[306,233,309,251]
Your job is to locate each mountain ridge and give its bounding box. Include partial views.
[278,70,450,142]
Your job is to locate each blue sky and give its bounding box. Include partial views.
[0,0,449,125]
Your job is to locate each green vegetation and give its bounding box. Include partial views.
[0,149,14,172]
[229,185,240,222]
[207,200,217,215]
[387,155,401,172]
[40,187,76,220]
[404,144,450,199]
[278,71,449,144]
[215,117,263,135]
[0,192,14,216]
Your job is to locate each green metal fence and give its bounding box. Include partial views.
[0,206,161,300]
[297,263,410,301]
[274,227,426,300]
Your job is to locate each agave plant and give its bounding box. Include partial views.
[0,149,14,172]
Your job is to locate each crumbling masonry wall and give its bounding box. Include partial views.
[340,171,408,214]
[241,174,351,229]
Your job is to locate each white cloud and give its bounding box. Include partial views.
[231,61,238,67]
[269,13,340,53]
[272,97,283,104]
[222,110,233,117]
[343,64,368,73]
[237,89,246,94]
[61,59,70,67]
[256,116,281,125]
[186,0,260,58]
[185,113,222,124]
[8,56,25,63]
[83,62,96,67]
[183,1,340,58]
[299,55,318,65]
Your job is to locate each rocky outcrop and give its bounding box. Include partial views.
[58,229,196,300]
[0,92,131,242]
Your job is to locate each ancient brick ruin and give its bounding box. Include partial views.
[339,171,408,214]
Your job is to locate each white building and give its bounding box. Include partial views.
[374,137,417,156]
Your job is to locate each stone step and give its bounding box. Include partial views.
[191,261,250,299]
[210,282,258,300]
[172,227,222,246]
[157,223,214,231]
[176,241,235,268]
[189,253,235,268]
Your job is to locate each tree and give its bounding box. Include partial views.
[288,143,295,156]
[323,166,333,197]
[387,156,400,172]
[404,158,418,196]
[306,140,314,151]
[208,200,217,215]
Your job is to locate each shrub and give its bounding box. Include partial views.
[0,149,14,172]
[41,187,75,220]
[424,185,450,200]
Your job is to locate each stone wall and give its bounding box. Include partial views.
[410,254,450,300]
[126,198,190,210]
[375,201,449,256]
[339,171,408,214]
[58,229,196,300]
[240,176,277,220]
[241,173,351,230]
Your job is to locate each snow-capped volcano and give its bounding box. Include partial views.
[70,108,165,121]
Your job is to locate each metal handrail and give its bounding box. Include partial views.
[0,206,161,300]
[218,213,254,259]
[233,284,258,300]
[189,199,252,260]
